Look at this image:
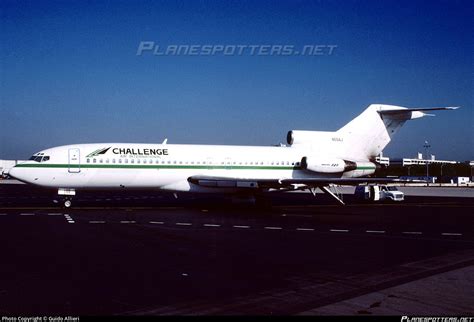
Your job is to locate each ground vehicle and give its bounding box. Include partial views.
[355,185,404,201]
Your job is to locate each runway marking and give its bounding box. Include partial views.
[441,232,463,236]
[63,214,75,224]
[366,230,386,234]
[20,213,35,216]
[89,220,106,224]
[264,226,282,230]
[0,213,7,216]
[296,228,314,231]
[120,221,136,224]
[233,225,250,229]
[201,209,209,212]
[330,229,349,232]
[203,224,221,227]
[176,222,192,226]
[48,213,63,216]
[402,231,423,235]
[149,221,164,224]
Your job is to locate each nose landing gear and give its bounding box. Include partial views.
[63,198,72,208]
[57,188,76,208]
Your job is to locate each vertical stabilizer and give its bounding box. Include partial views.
[336,104,458,160]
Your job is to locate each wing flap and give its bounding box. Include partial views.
[188,175,419,189]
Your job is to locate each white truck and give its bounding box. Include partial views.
[354,185,405,202]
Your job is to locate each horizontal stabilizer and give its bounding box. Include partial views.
[378,106,460,120]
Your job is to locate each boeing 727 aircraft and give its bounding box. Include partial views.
[9,104,458,207]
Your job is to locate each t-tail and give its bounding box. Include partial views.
[287,104,459,160]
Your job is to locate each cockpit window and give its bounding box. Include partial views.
[29,155,50,162]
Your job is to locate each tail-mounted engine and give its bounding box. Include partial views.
[301,157,376,176]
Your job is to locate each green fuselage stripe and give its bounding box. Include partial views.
[15,163,376,171]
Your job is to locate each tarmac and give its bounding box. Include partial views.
[0,181,472,315]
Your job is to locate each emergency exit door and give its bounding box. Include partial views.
[68,148,81,173]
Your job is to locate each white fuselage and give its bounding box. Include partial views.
[10,143,374,192]
[12,104,451,194]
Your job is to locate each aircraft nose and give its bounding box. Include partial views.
[8,166,27,183]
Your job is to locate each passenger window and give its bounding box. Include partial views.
[106,159,109,163]
[118,159,122,163]
[99,159,103,163]
[93,159,97,163]
[124,159,128,163]
[131,159,134,164]
[143,159,147,164]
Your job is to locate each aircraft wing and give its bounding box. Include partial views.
[188,175,416,189]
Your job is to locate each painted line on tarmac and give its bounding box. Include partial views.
[296,228,314,231]
[89,220,106,224]
[176,222,192,226]
[48,213,63,216]
[0,213,7,216]
[264,226,282,230]
[149,221,164,224]
[203,224,221,227]
[402,231,423,235]
[330,229,349,233]
[20,213,35,216]
[366,230,386,234]
[441,232,463,236]
[63,214,75,224]
[120,221,136,224]
[233,225,250,229]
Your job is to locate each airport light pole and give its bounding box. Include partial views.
[423,140,431,182]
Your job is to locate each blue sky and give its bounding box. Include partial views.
[1,0,472,161]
